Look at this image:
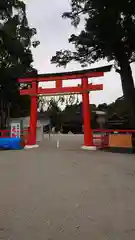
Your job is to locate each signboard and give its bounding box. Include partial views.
[11,122,21,138]
[109,134,132,148]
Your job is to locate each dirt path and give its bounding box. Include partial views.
[0,142,135,239]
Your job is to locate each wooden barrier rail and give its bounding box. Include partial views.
[92,129,135,149]
[0,129,29,138]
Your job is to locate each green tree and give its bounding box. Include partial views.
[47,99,61,131]
[51,0,135,128]
[0,0,39,128]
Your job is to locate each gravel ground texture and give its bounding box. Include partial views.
[0,134,135,240]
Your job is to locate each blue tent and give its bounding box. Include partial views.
[0,138,24,150]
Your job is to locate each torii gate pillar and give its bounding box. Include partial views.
[27,81,38,146]
[81,77,96,150]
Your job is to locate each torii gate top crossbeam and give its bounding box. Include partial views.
[18,65,112,96]
[18,65,112,83]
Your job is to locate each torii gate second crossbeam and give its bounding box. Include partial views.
[18,66,111,150]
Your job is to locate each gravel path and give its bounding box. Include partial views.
[0,135,135,239]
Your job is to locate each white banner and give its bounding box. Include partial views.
[11,122,21,138]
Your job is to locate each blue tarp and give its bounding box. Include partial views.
[0,138,24,150]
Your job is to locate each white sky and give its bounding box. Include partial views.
[25,0,135,105]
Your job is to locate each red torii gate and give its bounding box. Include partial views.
[18,66,111,149]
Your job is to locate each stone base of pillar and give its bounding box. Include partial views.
[81,145,96,151]
[24,144,39,149]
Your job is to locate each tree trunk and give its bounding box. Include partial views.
[6,103,10,128]
[0,98,9,130]
[0,98,5,129]
[115,47,135,129]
